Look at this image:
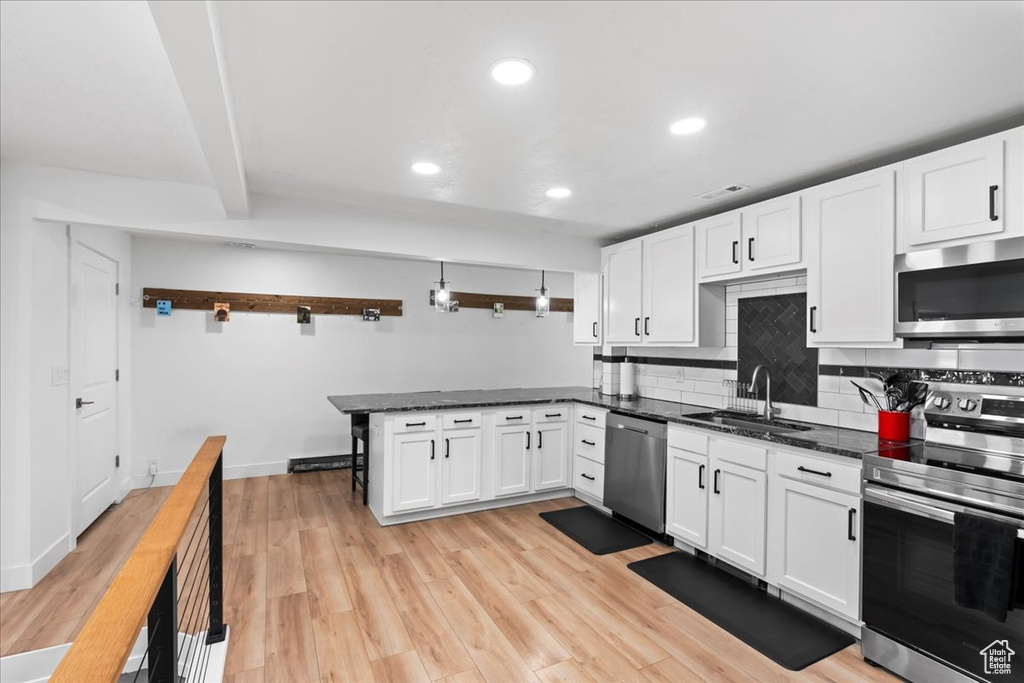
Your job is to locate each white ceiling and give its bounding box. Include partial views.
[3,1,1024,239]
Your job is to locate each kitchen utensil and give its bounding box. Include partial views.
[851,381,884,411]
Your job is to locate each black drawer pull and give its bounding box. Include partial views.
[581,473,596,481]
[406,421,426,427]
[593,321,598,338]
[506,415,524,421]
[848,508,857,541]
[453,418,473,424]
[581,439,596,446]
[797,465,832,478]
[581,415,597,421]
[809,306,817,334]
[990,184,999,221]
[698,464,705,490]
[713,469,721,494]
[731,240,739,264]
[545,413,562,418]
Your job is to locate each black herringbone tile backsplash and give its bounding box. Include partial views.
[738,293,818,406]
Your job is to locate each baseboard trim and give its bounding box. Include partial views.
[0,563,32,593]
[371,489,575,526]
[126,460,289,489]
[0,533,71,593]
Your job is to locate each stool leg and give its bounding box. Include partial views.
[362,434,369,506]
[351,435,357,491]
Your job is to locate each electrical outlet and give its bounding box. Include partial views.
[52,366,69,386]
[148,460,158,476]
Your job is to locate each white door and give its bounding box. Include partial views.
[602,240,643,343]
[805,169,896,345]
[695,213,742,279]
[768,479,861,619]
[710,458,767,576]
[494,424,531,497]
[742,195,802,271]
[71,241,119,534]
[573,272,602,345]
[392,432,437,513]
[441,430,482,505]
[904,137,1004,247]
[666,447,708,548]
[533,423,569,491]
[642,225,695,344]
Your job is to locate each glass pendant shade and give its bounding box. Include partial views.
[434,261,451,312]
[535,270,550,318]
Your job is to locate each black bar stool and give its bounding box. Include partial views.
[351,414,369,505]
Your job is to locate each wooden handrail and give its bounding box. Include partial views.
[51,435,227,683]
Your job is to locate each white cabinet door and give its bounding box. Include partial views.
[742,195,802,271]
[666,447,709,548]
[642,225,696,344]
[573,272,603,345]
[392,432,437,513]
[534,423,569,491]
[710,458,767,576]
[768,478,860,619]
[441,430,482,505]
[603,240,643,343]
[494,424,531,497]
[806,169,896,345]
[904,137,1004,247]
[696,212,742,279]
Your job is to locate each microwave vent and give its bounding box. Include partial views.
[697,184,750,200]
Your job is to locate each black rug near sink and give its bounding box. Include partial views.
[539,506,652,555]
[628,551,854,670]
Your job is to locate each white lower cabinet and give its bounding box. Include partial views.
[392,431,437,513]
[534,421,569,491]
[441,429,481,505]
[709,458,768,576]
[666,446,709,548]
[494,424,531,497]
[573,455,604,500]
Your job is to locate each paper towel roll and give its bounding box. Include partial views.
[619,362,636,399]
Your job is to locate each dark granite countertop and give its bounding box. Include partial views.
[328,386,917,460]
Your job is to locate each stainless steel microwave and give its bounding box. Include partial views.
[895,236,1024,338]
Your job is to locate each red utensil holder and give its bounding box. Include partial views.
[878,410,910,442]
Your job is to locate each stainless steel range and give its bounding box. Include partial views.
[862,391,1024,682]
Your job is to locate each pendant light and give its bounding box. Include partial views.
[535,270,550,318]
[434,261,451,312]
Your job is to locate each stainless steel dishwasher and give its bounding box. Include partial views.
[604,413,668,533]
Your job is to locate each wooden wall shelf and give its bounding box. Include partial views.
[431,290,574,313]
[143,288,403,316]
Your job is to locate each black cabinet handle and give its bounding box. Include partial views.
[809,306,817,334]
[581,439,596,446]
[848,508,857,541]
[634,317,641,336]
[506,415,524,421]
[592,321,598,338]
[76,398,95,408]
[453,418,473,424]
[581,415,597,421]
[644,317,650,336]
[990,185,999,221]
[406,421,426,427]
[731,240,739,264]
[748,237,755,261]
[537,431,543,448]
[545,412,562,418]
[445,438,450,458]
[698,464,705,490]
[430,439,435,460]
[797,465,832,478]
[526,431,530,450]
[713,469,721,494]
[581,473,595,481]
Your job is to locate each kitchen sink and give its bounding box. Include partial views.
[690,412,814,435]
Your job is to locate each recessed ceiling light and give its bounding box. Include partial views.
[545,187,572,199]
[411,161,441,175]
[670,117,707,135]
[491,58,535,86]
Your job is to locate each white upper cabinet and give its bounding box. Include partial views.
[902,130,1022,251]
[742,195,802,271]
[603,239,643,343]
[696,212,743,279]
[642,225,696,344]
[805,167,897,346]
[573,272,602,345]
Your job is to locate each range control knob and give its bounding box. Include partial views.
[934,396,951,410]
[957,398,978,412]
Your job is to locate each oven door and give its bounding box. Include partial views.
[863,486,1024,682]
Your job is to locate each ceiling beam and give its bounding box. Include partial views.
[148,0,249,218]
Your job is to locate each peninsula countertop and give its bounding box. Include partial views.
[327,386,915,460]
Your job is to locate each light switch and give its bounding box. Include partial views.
[52,366,69,386]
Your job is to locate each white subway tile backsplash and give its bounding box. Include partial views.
[819,348,867,366]
[778,404,839,426]
[726,305,738,320]
[773,284,808,296]
[837,411,876,433]
[686,367,726,381]
[726,318,738,334]
[693,379,727,395]
[795,275,807,285]
[958,348,1024,372]
[865,348,958,369]
[818,375,841,393]
[726,333,738,347]
[646,387,682,403]
[839,376,883,395]
[819,391,868,413]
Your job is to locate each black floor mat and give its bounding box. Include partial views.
[539,505,652,555]
[628,551,855,671]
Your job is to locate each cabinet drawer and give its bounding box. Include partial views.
[574,455,604,500]
[393,414,437,433]
[668,427,708,454]
[495,408,531,425]
[775,450,860,495]
[711,437,767,471]
[576,405,607,428]
[575,423,605,464]
[534,405,570,423]
[442,412,482,430]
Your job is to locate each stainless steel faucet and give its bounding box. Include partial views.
[749,365,775,422]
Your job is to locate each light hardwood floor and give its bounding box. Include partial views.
[0,471,896,682]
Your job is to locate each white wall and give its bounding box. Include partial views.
[130,237,592,484]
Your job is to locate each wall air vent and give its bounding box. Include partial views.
[697,184,750,201]
[223,241,257,249]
